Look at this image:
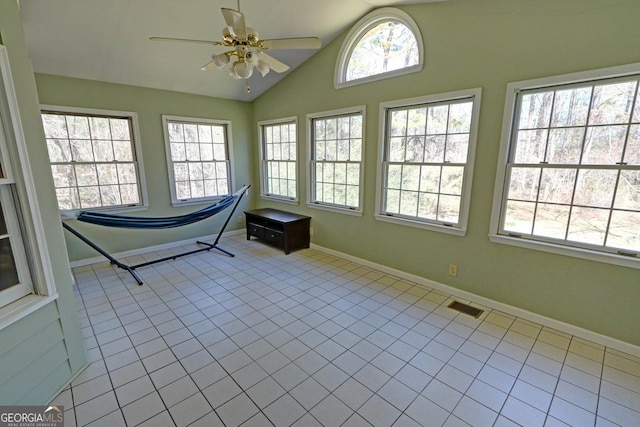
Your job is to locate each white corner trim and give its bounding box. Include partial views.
[310,243,640,358]
[0,47,58,295]
[46,361,89,405]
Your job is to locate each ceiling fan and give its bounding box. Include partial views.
[150,1,322,82]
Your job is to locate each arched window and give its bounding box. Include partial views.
[335,8,423,89]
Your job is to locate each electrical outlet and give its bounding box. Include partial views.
[237,215,244,224]
[309,227,314,236]
[448,263,458,277]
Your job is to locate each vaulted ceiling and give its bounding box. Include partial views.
[19,0,443,102]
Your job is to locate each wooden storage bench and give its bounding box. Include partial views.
[244,208,311,254]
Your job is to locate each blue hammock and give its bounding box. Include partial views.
[63,185,250,285]
[76,194,236,229]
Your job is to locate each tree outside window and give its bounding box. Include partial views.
[500,77,640,255]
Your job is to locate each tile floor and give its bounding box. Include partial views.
[52,234,640,426]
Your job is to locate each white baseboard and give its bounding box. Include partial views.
[311,243,640,358]
[68,229,244,268]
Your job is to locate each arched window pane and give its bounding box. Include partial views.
[335,8,423,88]
[346,20,419,81]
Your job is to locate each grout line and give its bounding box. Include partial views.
[65,236,640,427]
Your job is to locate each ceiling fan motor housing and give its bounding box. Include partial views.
[244,49,258,65]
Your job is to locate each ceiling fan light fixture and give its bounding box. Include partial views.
[256,60,270,77]
[212,52,230,69]
[232,60,253,79]
[227,66,240,79]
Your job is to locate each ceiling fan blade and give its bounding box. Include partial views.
[149,36,225,46]
[258,52,290,73]
[221,8,247,40]
[201,59,219,71]
[261,37,322,50]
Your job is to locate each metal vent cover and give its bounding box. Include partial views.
[448,300,484,318]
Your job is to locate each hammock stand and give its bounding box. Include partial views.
[62,185,250,285]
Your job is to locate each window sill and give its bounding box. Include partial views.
[307,203,362,217]
[261,195,299,206]
[335,64,423,90]
[375,214,466,236]
[489,234,640,270]
[171,198,226,208]
[0,294,59,331]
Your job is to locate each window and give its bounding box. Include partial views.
[308,107,365,214]
[0,168,32,307]
[259,117,298,202]
[491,64,640,268]
[335,8,423,89]
[0,45,56,315]
[163,116,233,205]
[377,89,482,235]
[41,107,145,212]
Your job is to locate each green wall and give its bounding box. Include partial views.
[24,0,640,350]
[252,0,640,345]
[0,0,85,404]
[5,0,637,405]
[35,74,255,261]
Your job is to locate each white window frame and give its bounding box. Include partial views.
[162,115,235,207]
[0,176,32,306]
[490,63,640,269]
[258,116,298,204]
[0,45,57,329]
[375,88,482,236]
[335,7,424,90]
[40,105,148,215]
[307,106,366,216]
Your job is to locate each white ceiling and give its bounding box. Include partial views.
[19,0,443,102]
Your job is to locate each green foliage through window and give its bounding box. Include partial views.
[310,112,364,210]
[261,121,297,200]
[501,77,640,254]
[42,111,142,210]
[166,120,231,202]
[382,99,475,226]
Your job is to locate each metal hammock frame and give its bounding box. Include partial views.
[62,185,250,285]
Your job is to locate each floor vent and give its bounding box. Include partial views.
[448,300,484,318]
